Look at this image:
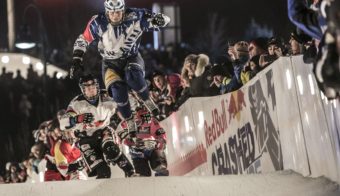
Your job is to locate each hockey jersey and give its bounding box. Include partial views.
[118,107,166,150]
[74,8,170,60]
[60,91,117,136]
[44,138,82,181]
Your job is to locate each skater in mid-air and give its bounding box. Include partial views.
[70,0,171,139]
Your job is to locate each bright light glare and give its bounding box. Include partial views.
[308,74,315,95]
[56,72,63,79]
[22,56,31,65]
[184,116,190,133]
[198,111,204,129]
[1,56,9,64]
[172,126,178,149]
[15,42,36,50]
[297,75,304,95]
[35,62,44,70]
[286,69,292,89]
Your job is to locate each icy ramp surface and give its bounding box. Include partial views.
[0,171,339,196]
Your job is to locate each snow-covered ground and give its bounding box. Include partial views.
[0,170,339,196]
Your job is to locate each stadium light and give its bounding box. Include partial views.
[56,72,63,79]
[1,55,10,64]
[22,56,31,65]
[35,62,44,70]
[15,24,36,50]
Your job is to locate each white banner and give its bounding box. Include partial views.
[163,66,283,176]
[161,56,340,184]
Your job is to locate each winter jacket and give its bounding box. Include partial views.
[181,54,218,97]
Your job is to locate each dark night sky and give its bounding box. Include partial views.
[0,0,294,50]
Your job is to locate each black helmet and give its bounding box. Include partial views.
[79,74,100,102]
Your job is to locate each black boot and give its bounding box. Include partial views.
[114,154,136,177]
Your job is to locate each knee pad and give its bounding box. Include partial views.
[95,162,111,179]
[102,139,122,162]
[109,81,129,103]
[125,63,144,81]
[109,82,132,118]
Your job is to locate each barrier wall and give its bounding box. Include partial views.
[162,56,340,183]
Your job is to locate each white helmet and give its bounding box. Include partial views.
[104,0,125,12]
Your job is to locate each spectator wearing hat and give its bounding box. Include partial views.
[190,54,219,97]
[181,53,218,97]
[228,41,250,63]
[288,28,318,64]
[259,37,284,67]
[289,29,313,55]
[290,32,303,55]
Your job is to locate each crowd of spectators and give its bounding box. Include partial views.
[0,28,318,182]
[0,65,80,182]
[148,31,316,120]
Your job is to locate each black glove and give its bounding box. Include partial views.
[144,12,153,19]
[152,14,166,27]
[70,50,85,79]
[68,159,85,173]
[70,58,84,79]
[74,130,87,138]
